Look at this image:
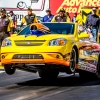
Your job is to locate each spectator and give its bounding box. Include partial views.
[66,12,71,21]
[42,9,54,22]
[85,7,100,41]
[9,10,17,30]
[51,8,70,22]
[72,13,77,22]
[76,11,84,25]
[0,8,13,46]
[20,8,38,27]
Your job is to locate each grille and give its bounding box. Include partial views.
[13,54,43,59]
[14,40,46,46]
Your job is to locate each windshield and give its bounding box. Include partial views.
[19,26,30,35]
[42,23,74,34]
[19,23,74,35]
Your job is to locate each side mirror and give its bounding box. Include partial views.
[16,28,21,33]
[78,32,89,39]
[15,27,23,33]
[11,34,17,37]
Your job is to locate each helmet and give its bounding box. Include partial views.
[30,30,45,36]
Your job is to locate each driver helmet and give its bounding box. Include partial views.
[30,30,45,36]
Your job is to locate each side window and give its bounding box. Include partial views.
[19,26,30,35]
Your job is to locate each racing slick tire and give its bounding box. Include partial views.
[66,48,77,74]
[38,70,59,79]
[4,64,16,75]
[96,54,100,78]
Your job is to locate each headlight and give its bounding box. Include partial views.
[2,39,12,47]
[49,38,67,46]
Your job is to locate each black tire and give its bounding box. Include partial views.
[38,70,59,79]
[4,64,16,75]
[67,48,77,74]
[96,54,100,78]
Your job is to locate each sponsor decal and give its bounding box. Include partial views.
[78,61,97,72]
[50,0,100,17]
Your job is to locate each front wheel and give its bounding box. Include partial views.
[66,49,77,74]
[4,64,16,75]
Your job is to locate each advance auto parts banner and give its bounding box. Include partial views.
[50,0,100,17]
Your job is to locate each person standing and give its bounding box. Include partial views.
[51,8,70,22]
[42,9,54,22]
[9,10,17,31]
[20,8,38,27]
[85,8,100,41]
[0,8,13,46]
[72,13,77,22]
[76,11,84,25]
[66,12,71,21]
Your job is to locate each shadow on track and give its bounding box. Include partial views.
[17,74,100,87]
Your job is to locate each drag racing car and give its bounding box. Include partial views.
[1,22,100,79]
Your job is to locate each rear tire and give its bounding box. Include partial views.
[67,48,77,74]
[96,54,100,78]
[38,70,59,79]
[4,64,16,75]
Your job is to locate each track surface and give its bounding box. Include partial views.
[0,69,100,100]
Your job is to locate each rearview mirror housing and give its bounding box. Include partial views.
[78,32,89,39]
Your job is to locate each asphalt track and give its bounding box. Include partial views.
[0,68,100,100]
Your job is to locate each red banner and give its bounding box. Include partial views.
[50,0,100,18]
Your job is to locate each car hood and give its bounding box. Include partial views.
[8,34,74,41]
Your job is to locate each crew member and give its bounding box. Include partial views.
[9,10,17,30]
[72,13,77,22]
[20,8,38,27]
[85,8,100,41]
[76,11,84,25]
[42,9,54,22]
[0,8,13,46]
[66,12,71,21]
[51,8,70,22]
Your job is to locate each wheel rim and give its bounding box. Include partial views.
[70,49,76,72]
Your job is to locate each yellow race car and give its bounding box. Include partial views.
[1,22,91,79]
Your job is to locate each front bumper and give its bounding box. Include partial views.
[1,47,70,67]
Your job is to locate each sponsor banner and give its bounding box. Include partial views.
[50,0,100,17]
[0,0,46,11]
[0,0,49,25]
